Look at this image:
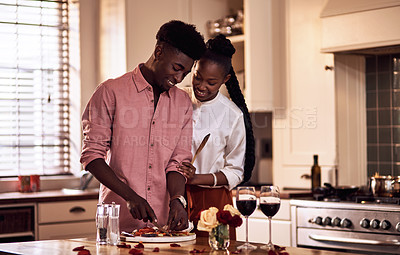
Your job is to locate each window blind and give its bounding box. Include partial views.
[0,0,70,176]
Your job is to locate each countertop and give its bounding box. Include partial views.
[0,186,311,205]
[0,237,362,255]
[232,188,313,199]
[0,188,99,205]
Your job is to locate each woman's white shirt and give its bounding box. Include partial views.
[191,92,246,190]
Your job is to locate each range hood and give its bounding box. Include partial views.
[320,0,400,53]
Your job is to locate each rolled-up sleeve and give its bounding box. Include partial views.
[80,84,115,169]
[165,95,193,176]
[219,114,246,190]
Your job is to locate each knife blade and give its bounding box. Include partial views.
[191,133,210,164]
[152,219,167,234]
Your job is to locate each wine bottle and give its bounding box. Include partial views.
[311,154,321,191]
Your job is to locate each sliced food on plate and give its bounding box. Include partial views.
[121,227,196,243]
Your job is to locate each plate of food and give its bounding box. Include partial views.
[121,227,196,243]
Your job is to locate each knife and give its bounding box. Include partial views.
[152,219,168,234]
[191,133,210,164]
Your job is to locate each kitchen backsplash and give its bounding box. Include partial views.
[366,53,400,177]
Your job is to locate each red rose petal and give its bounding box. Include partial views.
[72,246,85,251]
[189,248,206,253]
[77,249,91,255]
[117,243,131,248]
[153,247,160,252]
[134,242,144,248]
[128,248,143,255]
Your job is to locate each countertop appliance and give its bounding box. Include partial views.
[291,195,400,254]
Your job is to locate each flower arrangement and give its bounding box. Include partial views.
[197,204,243,250]
[198,204,243,232]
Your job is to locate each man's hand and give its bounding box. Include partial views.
[86,159,157,223]
[167,199,188,231]
[126,194,156,222]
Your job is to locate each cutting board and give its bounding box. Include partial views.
[121,233,196,243]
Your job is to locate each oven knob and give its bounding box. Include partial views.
[380,220,391,230]
[323,216,332,226]
[315,216,323,225]
[371,219,380,229]
[341,218,352,228]
[396,223,400,232]
[360,218,370,228]
[332,217,341,227]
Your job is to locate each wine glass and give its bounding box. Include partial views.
[259,186,281,250]
[236,186,257,250]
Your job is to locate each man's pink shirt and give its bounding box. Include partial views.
[80,64,192,231]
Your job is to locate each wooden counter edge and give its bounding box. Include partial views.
[0,188,99,205]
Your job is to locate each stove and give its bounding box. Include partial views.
[291,199,400,254]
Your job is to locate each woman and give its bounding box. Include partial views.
[180,34,255,239]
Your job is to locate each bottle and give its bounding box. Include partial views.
[311,154,321,192]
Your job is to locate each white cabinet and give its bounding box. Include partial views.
[37,199,97,240]
[99,0,277,111]
[272,0,336,189]
[236,199,291,246]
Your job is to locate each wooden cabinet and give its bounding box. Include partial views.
[37,199,97,240]
[235,199,291,246]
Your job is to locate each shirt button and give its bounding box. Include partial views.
[151,99,154,103]
[148,87,152,91]
[150,143,154,147]
[149,165,152,169]
[147,187,150,191]
[152,121,155,125]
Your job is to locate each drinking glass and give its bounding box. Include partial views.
[236,186,257,250]
[259,186,281,250]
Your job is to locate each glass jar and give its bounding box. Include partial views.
[208,224,230,250]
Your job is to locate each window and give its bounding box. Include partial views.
[0,0,71,177]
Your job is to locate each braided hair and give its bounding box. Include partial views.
[205,35,256,184]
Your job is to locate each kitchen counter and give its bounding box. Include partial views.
[0,188,99,205]
[0,237,362,255]
[0,187,311,205]
[232,188,313,199]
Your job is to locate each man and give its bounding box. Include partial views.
[80,20,206,232]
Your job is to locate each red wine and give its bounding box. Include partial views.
[260,203,280,217]
[236,200,256,216]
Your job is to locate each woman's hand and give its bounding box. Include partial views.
[178,162,196,181]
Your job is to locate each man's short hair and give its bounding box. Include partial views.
[156,20,206,60]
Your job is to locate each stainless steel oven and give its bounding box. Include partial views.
[291,199,400,254]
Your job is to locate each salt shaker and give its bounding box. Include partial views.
[108,202,120,245]
[96,203,109,245]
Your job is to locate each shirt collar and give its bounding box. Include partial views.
[199,91,220,106]
[131,64,172,98]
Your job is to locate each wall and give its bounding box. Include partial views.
[79,0,100,113]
